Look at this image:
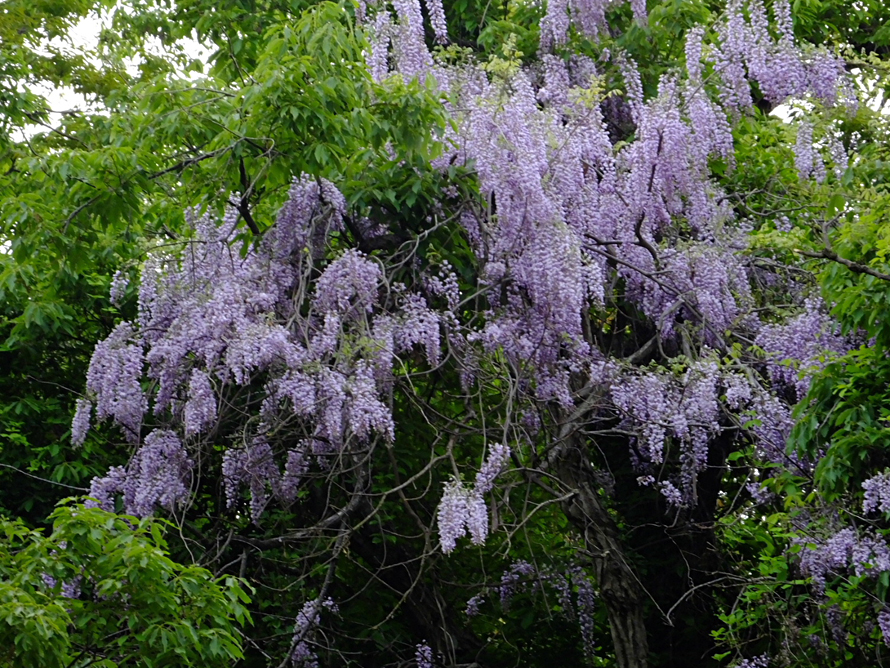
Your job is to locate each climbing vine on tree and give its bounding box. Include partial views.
[7,0,890,667]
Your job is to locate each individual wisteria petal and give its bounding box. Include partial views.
[71,398,91,447]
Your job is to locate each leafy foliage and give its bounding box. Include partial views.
[7,0,890,668]
[0,503,250,667]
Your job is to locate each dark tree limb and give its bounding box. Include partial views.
[795,248,890,282]
[547,435,649,668]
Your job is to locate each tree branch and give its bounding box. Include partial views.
[795,248,890,282]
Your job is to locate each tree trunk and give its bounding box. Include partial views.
[549,439,649,668]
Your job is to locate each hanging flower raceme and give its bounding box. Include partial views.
[78,177,444,521]
[437,445,511,553]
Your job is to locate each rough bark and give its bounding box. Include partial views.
[549,438,650,668]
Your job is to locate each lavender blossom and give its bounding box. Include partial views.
[474,443,511,495]
[86,465,128,511]
[498,560,535,607]
[465,491,488,545]
[415,642,434,668]
[109,270,128,307]
[86,321,145,441]
[183,369,217,436]
[756,297,849,400]
[465,595,484,617]
[572,570,596,658]
[685,27,705,82]
[422,0,448,43]
[71,398,91,447]
[863,472,890,515]
[124,429,194,517]
[222,438,281,521]
[43,573,82,600]
[794,122,816,181]
[275,447,310,505]
[394,294,441,366]
[437,480,469,554]
[366,11,393,83]
[879,610,890,646]
[796,528,890,593]
[314,249,382,316]
[659,481,684,507]
[391,0,433,79]
[345,361,395,441]
[291,597,338,668]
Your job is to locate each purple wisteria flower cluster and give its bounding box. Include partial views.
[87,429,193,516]
[463,562,598,657]
[355,0,852,420]
[76,0,860,553]
[290,597,338,668]
[437,444,511,553]
[795,528,890,593]
[77,177,445,518]
[360,0,854,513]
[415,641,434,668]
[756,297,850,400]
[863,471,890,516]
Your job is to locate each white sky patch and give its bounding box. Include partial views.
[16,7,212,139]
